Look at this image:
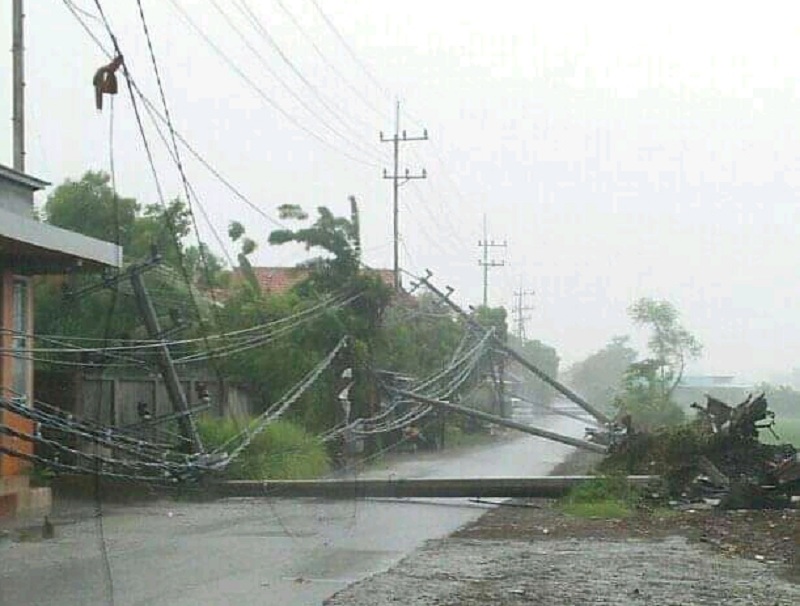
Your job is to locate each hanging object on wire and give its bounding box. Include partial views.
[93,55,124,111]
[338,373,353,424]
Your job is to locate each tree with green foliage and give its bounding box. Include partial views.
[228,220,260,294]
[506,335,560,405]
[45,170,139,247]
[260,197,392,434]
[44,171,225,280]
[466,306,509,415]
[375,292,466,379]
[616,298,702,429]
[565,336,637,412]
[268,197,362,292]
[35,172,226,347]
[629,298,703,399]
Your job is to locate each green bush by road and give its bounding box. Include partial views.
[197,417,330,480]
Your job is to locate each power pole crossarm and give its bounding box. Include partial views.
[478,215,506,307]
[381,100,427,291]
[512,288,535,341]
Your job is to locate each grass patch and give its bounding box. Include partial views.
[197,417,329,480]
[560,475,642,519]
[561,499,633,519]
[763,417,800,447]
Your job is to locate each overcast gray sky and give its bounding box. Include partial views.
[2,1,798,380]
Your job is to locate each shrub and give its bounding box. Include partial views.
[197,417,329,480]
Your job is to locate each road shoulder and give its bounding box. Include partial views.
[325,450,800,605]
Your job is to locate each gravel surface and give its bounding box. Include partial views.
[326,533,800,605]
[326,448,800,605]
[456,500,800,572]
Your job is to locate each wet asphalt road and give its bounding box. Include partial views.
[0,412,586,606]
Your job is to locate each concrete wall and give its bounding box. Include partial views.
[0,180,33,217]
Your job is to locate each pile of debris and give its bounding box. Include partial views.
[603,393,799,509]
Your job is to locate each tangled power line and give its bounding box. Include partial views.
[1,1,508,487]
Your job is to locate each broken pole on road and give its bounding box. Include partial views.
[213,475,657,500]
[390,388,608,454]
[417,273,611,426]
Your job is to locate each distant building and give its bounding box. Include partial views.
[673,374,754,409]
[237,266,395,295]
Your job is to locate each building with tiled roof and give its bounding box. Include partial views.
[229,266,397,296]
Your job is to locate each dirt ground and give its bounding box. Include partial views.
[456,500,799,575]
[326,452,800,605]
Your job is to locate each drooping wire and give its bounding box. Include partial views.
[234,0,381,142]
[138,100,236,268]
[164,0,381,169]
[211,337,347,464]
[3,288,355,354]
[307,0,390,100]
[91,2,222,406]
[86,5,119,598]
[273,0,387,121]
[207,0,385,163]
[63,0,289,234]
[134,0,230,394]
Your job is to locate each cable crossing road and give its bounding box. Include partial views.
[0,414,585,606]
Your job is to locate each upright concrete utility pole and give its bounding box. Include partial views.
[478,215,506,307]
[12,0,25,171]
[512,285,535,341]
[129,271,204,454]
[381,100,427,291]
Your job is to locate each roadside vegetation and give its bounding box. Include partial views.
[565,297,702,431]
[196,417,330,480]
[31,171,561,481]
[560,475,641,519]
[39,172,797,486]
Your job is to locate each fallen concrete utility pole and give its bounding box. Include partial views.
[508,392,599,427]
[391,388,608,454]
[418,274,611,425]
[213,475,656,499]
[130,270,204,453]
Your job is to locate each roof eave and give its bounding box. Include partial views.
[0,163,50,191]
[0,207,123,271]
